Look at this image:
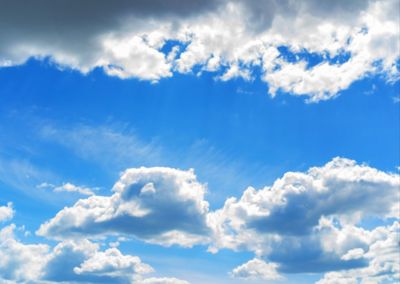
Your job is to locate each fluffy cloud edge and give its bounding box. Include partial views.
[0,203,14,223]
[0,223,190,284]
[230,258,283,281]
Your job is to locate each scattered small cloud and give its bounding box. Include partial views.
[37,182,96,196]
[0,203,14,223]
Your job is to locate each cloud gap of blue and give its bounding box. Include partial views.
[277,46,351,69]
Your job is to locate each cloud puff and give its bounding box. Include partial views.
[230,258,283,281]
[38,182,95,196]
[316,221,400,284]
[74,247,154,280]
[0,223,189,283]
[38,167,210,247]
[0,224,49,282]
[208,157,399,274]
[0,0,398,100]
[0,203,14,222]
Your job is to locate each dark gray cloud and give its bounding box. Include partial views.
[234,0,370,33]
[0,0,221,68]
[0,0,220,33]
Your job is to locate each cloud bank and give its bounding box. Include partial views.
[0,0,398,101]
[32,157,400,283]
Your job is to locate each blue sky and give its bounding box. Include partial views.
[0,1,399,284]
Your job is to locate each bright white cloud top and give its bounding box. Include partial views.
[0,0,398,101]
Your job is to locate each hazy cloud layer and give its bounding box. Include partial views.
[0,0,398,101]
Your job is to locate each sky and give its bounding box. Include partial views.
[0,0,399,283]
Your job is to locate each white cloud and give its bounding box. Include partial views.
[43,239,188,284]
[340,248,365,261]
[208,157,400,273]
[0,203,14,222]
[0,224,189,284]
[38,167,211,247]
[230,258,283,281]
[316,221,400,284]
[74,247,154,281]
[16,157,400,281]
[0,224,49,282]
[0,0,398,101]
[34,157,400,278]
[38,182,95,196]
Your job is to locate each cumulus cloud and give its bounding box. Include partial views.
[316,221,400,284]
[38,182,95,196]
[230,258,283,281]
[0,0,220,80]
[0,203,14,222]
[0,0,398,101]
[38,167,210,247]
[74,247,154,281]
[0,224,49,282]
[34,158,400,279]
[208,157,400,274]
[19,157,400,282]
[0,224,188,283]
